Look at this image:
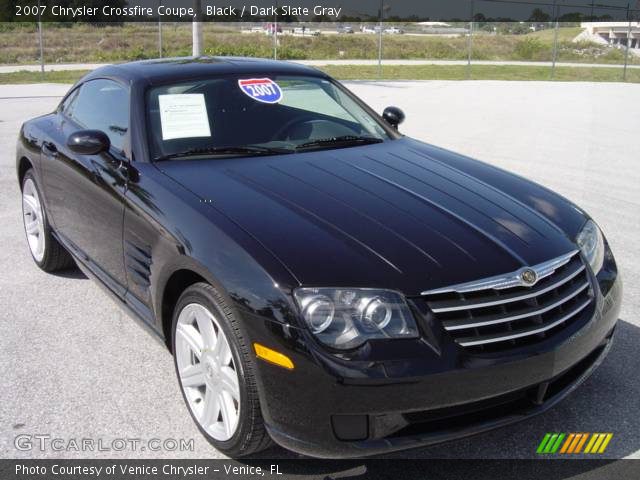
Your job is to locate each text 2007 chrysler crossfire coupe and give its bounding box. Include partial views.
[17,57,622,458]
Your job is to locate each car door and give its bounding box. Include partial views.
[41,78,130,295]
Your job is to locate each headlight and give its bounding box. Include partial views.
[576,219,605,274]
[294,288,419,350]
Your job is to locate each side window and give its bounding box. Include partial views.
[59,88,80,118]
[71,79,129,152]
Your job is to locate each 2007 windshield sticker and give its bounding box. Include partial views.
[238,78,283,104]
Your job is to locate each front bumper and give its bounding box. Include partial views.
[245,255,622,458]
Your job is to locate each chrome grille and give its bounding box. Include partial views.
[422,251,593,353]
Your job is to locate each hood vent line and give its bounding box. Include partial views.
[349,162,528,266]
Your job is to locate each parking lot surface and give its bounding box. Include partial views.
[1,81,639,461]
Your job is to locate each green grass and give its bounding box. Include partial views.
[1,65,638,85]
[0,23,637,66]
[322,64,640,82]
[0,70,89,84]
[525,26,583,42]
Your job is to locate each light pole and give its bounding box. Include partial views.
[274,0,278,60]
[467,0,475,80]
[158,0,163,58]
[378,0,389,78]
[37,0,44,76]
[551,0,559,80]
[623,3,632,81]
[192,0,203,56]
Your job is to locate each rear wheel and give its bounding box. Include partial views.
[21,170,74,272]
[172,282,272,457]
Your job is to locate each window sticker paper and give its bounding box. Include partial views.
[158,94,211,140]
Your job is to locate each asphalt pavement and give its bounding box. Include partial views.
[0,81,639,463]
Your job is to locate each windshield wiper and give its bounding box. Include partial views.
[154,145,293,161]
[296,135,384,151]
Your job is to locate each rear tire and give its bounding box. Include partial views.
[172,282,272,457]
[21,170,75,272]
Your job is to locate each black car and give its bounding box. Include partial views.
[17,57,622,458]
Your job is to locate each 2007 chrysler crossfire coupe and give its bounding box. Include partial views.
[17,57,622,458]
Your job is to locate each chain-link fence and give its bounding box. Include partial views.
[2,20,639,81]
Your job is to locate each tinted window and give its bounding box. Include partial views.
[146,75,390,160]
[59,88,80,118]
[278,79,357,123]
[72,79,129,152]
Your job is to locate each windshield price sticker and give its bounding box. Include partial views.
[238,78,283,104]
[158,94,211,140]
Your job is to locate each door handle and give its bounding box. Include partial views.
[42,141,58,157]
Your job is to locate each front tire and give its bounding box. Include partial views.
[171,282,272,457]
[21,170,74,272]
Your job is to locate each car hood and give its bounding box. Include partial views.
[157,137,586,295]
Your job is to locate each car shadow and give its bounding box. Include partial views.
[242,319,639,477]
[49,262,88,280]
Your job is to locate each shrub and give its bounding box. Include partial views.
[514,37,548,60]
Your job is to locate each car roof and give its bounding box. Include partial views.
[82,56,327,86]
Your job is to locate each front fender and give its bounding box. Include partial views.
[123,163,302,343]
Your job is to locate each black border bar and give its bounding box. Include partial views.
[3,0,639,23]
[2,459,640,480]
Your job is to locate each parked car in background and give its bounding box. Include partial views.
[337,25,355,34]
[361,25,383,34]
[293,26,321,36]
[384,26,404,34]
[264,23,282,35]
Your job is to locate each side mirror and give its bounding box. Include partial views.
[67,130,110,155]
[382,106,405,129]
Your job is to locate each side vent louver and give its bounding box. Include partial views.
[125,240,152,289]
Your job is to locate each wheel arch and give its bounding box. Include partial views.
[153,231,302,353]
[159,268,209,350]
[17,156,34,189]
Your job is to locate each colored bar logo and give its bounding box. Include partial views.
[537,433,613,454]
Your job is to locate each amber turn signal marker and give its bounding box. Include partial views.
[253,343,294,370]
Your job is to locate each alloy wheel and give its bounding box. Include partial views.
[22,178,46,262]
[175,303,241,441]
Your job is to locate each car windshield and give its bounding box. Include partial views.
[146,74,392,160]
